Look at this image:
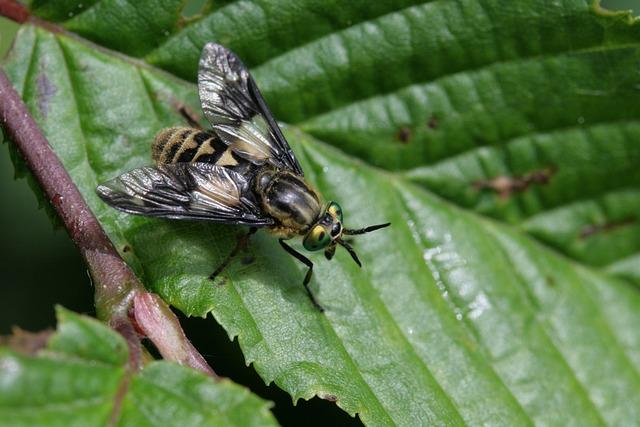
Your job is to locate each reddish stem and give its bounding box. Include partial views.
[0,0,29,24]
[0,69,214,376]
[133,293,217,377]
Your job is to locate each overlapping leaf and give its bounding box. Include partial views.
[25,0,640,279]
[0,308,278,427]
[3,0,640,425]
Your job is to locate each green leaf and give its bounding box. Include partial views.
[5,0,640,425]
[0,307,278,427]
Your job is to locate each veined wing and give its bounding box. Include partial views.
[96,163,273,226]
[198,42,303,175]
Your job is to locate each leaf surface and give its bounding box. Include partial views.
[0,308,278,427]
[4,1,640,425]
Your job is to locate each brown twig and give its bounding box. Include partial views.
[0,69,215,377]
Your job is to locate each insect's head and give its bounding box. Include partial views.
[303,201,344,251]
[303,201,390,267]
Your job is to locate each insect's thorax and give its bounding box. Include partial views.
[254,168,321,235]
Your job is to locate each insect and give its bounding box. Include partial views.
[96,43,390,311]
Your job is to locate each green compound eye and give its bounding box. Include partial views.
[303,225,332,251]
[327,201,343,222]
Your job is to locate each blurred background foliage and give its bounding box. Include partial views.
[0,1,637,425]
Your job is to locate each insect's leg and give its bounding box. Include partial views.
[178,105,202,129]
[209,227,257,281]
[278,239,324,312]
[324,243,336,261]
[336,238,361,267]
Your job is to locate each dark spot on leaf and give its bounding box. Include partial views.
[427,115,439,129]
[545,276,556,287]
[472,166,557,199]
[320,394,338,402]
[395,127,412,143]
[36,71,57,118]
[579,216,637,239]
[122,245,131,253]
[240,256,255,265]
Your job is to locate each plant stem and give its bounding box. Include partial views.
[0,69,215,376]
[0,0,29,24]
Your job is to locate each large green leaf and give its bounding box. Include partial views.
[0,307,278,427]
[3,0,640,425]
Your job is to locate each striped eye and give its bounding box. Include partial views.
[327,201,343,222]
[303,225,332,251]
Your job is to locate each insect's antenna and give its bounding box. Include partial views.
[343,222,391,236]
[337,239,362,267]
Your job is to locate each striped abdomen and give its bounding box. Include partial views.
[152,127,239,166]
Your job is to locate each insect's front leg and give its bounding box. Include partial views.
[209,227,257,281]
[178,104,202,129]
[278,239,324,312]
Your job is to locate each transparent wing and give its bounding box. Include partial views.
[198,42,304,175]
[96,163,274,226]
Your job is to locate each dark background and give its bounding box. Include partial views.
[0,1,637,425]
